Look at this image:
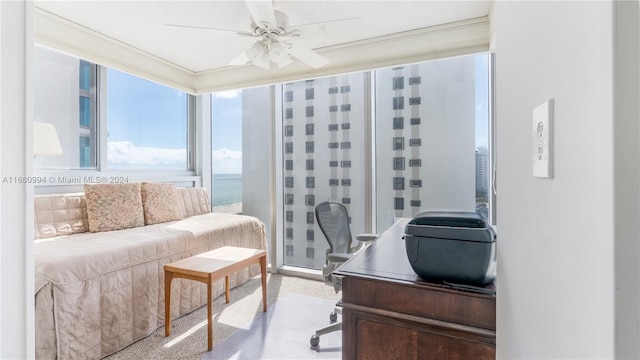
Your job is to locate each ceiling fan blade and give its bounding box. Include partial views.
[287,43,329,69]
[166,23,254,37]
[291,17,364,39]
[244,0,277,28]
[276,56,293,69]
[228,51,250,66]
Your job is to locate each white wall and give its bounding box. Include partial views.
[0,1,33,358]
[32,46,82,169]
[493,2,616,358]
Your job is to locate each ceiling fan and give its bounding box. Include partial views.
[167,0,360,70]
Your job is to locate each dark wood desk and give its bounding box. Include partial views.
[335,218,496,360]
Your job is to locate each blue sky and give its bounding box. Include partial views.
[107,69,187,149]
[212,92,243,152]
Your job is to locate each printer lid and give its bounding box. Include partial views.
[408,211,487,228]
[405,211,496,243]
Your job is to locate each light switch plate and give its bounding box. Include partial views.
[532,99,554,178]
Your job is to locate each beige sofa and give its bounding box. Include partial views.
[33,185,267,360]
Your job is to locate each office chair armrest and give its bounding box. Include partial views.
[350,234,379,253]
[327,252,351,263]
[355,233,379,242]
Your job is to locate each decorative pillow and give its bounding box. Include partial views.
[140,182,184,225]
[177,187,211,217]
[34,193,88,239]
[84,183,145,232]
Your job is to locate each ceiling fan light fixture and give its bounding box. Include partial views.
[269,41,288,62]
[221,0,332,70]
[253,50,271,69]
[246,41,265,60]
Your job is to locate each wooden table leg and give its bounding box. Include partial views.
[207,274,213,351]
[260,255,267,312]
[225,275,230,304]
[164,270,173,337]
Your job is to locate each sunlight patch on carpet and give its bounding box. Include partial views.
[164,316,213,348]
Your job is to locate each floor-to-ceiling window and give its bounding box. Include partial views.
[211,91,244,212]
[281,74,367,269]
[374,54,488,230]
[475,54,491,220]
[211,87,273,257]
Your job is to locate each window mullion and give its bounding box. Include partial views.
[97,65,108,171]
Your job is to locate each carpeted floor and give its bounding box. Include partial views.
[103,274,341,360]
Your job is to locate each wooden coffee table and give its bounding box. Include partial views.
[164,246,267,351]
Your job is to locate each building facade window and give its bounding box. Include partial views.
[79,96,91,128]
[79,136,92,168]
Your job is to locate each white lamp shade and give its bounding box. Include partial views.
[253,51,271,69]
[269,41,285,60]
[33,122,63,157]
[246,41,265,61]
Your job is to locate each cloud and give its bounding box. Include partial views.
[107,141,186,168]
[212,148,242,160]
[476,103,485,112]
[106,142,243,173]
[212,148,242,174]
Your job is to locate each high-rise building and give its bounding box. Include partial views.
[272,55,480,270]
[476,147,489,196]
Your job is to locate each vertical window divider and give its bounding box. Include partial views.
[364,71,375,234]
[197,95,212,194]
[489,52,497,226]
[187,94,197,172]
[97,66,108,171]
[272,84,284,271]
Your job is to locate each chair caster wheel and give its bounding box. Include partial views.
[329,312,338,323]
[310,335,320,347]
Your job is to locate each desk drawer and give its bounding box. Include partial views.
[343,308,495,360]
[342,276,496,331]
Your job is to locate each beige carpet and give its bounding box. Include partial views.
[103,274,340,360]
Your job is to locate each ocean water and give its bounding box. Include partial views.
[212,173,242,207]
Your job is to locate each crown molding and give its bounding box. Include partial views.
[196,16,489,93]
[34,7,489,95]
[34,7,196,93]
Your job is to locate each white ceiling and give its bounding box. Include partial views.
[34,1,492,93]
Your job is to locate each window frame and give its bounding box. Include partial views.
[34,54,197,192]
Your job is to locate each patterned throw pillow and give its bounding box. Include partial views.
[140,182,184,225]
[84,183,145,232]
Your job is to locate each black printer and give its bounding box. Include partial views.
[404,211,497,285]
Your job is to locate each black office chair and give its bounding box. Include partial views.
[310,201,378,348]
